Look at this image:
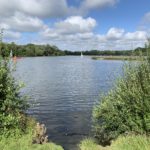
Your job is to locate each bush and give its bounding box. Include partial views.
[79,138,105,150]
[93,49,150,145]
[79,135,150,150]
[0,59,29,136]
[111,134,150,150]
[0,133,64,150]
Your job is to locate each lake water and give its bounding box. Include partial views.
[15,56,123,150]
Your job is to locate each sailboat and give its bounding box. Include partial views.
[10,50,13,58]
[81,52,83,58]
[10,50,17,62]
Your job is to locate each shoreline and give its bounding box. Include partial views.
[91,55,142,60]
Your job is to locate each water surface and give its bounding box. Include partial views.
[15,56,123,150]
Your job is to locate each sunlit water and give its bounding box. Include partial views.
[14,56,123,150]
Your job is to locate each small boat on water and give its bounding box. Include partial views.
[10,50,21,62]
[10,50,13,58]
[81,52,83,58]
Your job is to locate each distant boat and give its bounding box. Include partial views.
[13,56,17,62]
[10,50,13,58]
[10,50,21,62]
[81,52,83,58]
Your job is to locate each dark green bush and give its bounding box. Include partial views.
[93,49,150,145]
[0,59,29,136]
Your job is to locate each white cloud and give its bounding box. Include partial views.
[124,31,147,40]
[39,16,98,50]
[106,27,125,40]
[143,12,150,23]
[41,16,97,39]
[80,0,118,12]
[21,0,68,18]
[77,32,94,39]
[1,13,46,32]
[40,18,147,51]
[0,23,9,30]
[0,0,146,50]
[3,30,21,40]
[55,16,97,34]
[0,0,119,42]
[0,0,68,18]
[0,0,119,19]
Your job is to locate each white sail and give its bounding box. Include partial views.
[10,50,13,58]
[81,52,83,58]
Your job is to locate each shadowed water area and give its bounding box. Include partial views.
[15,56,123,150]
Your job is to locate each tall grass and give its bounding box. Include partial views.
[0,134,64,150]
[111,135,150,150]
[79,135,150,150]
[79,138,104,150]
[0,117,64,150]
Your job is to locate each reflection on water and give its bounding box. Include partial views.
[15,56,123,150]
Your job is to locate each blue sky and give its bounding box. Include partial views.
[0,0,150,50]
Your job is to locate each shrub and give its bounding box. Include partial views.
[0,59,29,136]
[79,135,150,150]
[0,133,64,150]
[111,134,150,150]
[93,48,150,145]
[79,138,105,150]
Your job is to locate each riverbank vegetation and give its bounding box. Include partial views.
[0,137,63,150]
[93,54,150,145]
[64,47,147,56]
[79,135,150,150]
[0,118,63,150]
[0,39,149,150]
[79,41,150,149]
[0,58,63,149]
[0,42,65,57]
[0,59,28,136]
[0,42,148,57]
[91,55,142,60]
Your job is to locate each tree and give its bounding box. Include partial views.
[0,60,29,136]
[93,43,150,145]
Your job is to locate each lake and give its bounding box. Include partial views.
[15,56,123,150]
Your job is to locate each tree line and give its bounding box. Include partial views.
[65,47,147,56]
[0,42,65,57]
[0,42,147,57]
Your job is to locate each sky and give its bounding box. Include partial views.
[0,0,150,51]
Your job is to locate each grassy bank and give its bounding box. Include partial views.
[0,117,64,150]
[79,135,150,150]
[91,55,141,60]
[0,134,63,150]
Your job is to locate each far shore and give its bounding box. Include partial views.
[91,55,143,60]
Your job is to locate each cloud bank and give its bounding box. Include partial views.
[0,0,148,50]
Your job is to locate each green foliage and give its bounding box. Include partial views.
[0,42,11,57]
[0,43,65,57]
[0,133,64,150]
[110,134,150,150]
[93,48,150,145]
[0,42,147,57]
[79,135,150,150]
[0,59,29,136]
[64,49,145,56]
[0,115,63,150]
[79,138,105,150]
[91,56,141,61]
[64,50,134,56]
